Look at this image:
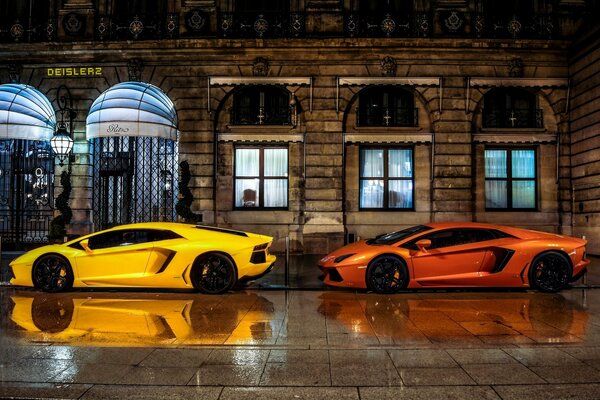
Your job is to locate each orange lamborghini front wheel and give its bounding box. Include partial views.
[366,255,409,294]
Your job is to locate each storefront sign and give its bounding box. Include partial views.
[46,67,103,78]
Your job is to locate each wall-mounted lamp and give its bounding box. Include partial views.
[51,85,76,167]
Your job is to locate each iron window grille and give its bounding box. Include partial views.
[92,136,178,231]
[357,87,417,127]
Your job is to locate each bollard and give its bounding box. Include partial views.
[285,235,290,288]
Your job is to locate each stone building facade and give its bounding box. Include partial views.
[0,0,598,254]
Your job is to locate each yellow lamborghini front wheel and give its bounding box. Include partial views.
[32,254,74,293]
[192,253,238,294]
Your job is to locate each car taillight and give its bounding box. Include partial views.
[254,243,268,251]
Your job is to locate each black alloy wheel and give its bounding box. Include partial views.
[529,251,571,293]
[32,255,74,293]
[366,255,409,294]
[194,254,237,294]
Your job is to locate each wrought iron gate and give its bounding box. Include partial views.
[0,139,54,248]
[92,136,178,230]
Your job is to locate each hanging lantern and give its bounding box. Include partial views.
[50,124,74,166]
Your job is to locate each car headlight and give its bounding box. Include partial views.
[334,254,355,263]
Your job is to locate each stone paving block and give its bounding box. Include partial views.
[267,349,329,364]
[219,387,360,400]
[388,349,457,368]
[48,363,134,384]
[259,363,330,386]
[329,349,390,365]
[493,384,600,400]
[139,348,213,367]
[81,385,222,400]
[0,359,72,382]
[189,364,265,386]
[530,364,600,383]
[31,346,154,365]
[504,347,582,366]
[330,360,402,386]
[203,349,270,365]
[117,366,198,386]
[561,346,600,361]
[398,367,477,386]
[0,382,92,399]
[446,348,518,364]
[359,386,501,400]
[461,363,545,385]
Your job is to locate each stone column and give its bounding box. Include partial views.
[432,77,473,221]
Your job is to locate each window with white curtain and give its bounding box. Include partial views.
[485,148,536,210]
[360,147,413,210]
[234,147,288,209]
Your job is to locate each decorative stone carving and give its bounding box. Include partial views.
[380,56,397,77]
[252,57,269,77]
[508,57,524,77]
[128,59,144,81]
[8,63,22,83]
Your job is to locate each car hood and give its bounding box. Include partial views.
[9,244,67,265]
[320,240,372,264]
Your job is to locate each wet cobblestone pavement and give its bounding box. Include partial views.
[1,284,600,399]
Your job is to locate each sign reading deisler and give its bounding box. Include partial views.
[47,67,103,77]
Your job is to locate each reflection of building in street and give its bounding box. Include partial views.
[9,292,276,346]
[1,1,599,254]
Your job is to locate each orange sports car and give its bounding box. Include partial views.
[319,222,589,293]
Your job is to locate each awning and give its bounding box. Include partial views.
[0,84,56,141]
[86,81,178,141]
[336,76,442,114]
[208,76,313,112]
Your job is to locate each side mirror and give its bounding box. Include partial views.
[415,239,431,252]
[80,239,93,254]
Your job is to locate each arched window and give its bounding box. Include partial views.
[357,86,417,127]
[482,88,541,128]
[232,86,291,125]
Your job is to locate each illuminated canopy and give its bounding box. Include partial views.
[0,84,56,141]
[86,81,178,141]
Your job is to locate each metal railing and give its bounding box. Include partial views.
[357,106,419,127]
[218,12,305,38]
[482,108,544,129]
[230,106,292,125]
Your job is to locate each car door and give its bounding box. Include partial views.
[74,229,155,285]
[406,229,495,286]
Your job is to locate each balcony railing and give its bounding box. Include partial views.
[218,12,305,38]
[0,18,56,42]
[482,108,544,129]
[357,107,419,127]
[230,106,292,125]
[345,12,431,38]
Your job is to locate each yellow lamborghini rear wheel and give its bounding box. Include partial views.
[192,253,237,294]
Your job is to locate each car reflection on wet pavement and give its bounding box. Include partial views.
[0,288,592,346]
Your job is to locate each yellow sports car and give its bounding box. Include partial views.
[9,222,276,294]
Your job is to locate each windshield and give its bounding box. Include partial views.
[366,225,433,245]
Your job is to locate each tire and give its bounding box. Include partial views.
[32,254,74,293]
[528,251,572,293]
[192,253,237,294]
[366,255,409,294]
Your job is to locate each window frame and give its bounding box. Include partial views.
[484,146,538,211]
[359,146,415,211]
[233,145,289,211]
